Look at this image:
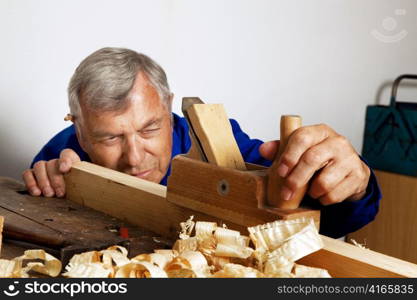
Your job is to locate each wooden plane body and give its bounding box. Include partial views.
[167,155,320,228]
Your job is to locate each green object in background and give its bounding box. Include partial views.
[362,74,417,177]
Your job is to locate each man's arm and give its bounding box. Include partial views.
[229,119,381,238]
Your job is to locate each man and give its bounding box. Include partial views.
[22,47,380,238]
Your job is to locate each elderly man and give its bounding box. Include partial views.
[22,47,380,238]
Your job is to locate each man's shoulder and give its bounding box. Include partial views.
[51,124,77,140]
[172,112,188,130]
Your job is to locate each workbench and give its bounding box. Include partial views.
[0,177,172,265]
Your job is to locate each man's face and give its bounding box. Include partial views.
[76,72,173,183]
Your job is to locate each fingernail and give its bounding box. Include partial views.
[30,187,40,195]
[281,186,293,201]
[56,189,64,198]
[60,162,67,171]
[43,187,54,197]
[277,163,289,177]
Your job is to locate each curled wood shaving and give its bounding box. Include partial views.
[0,250,61,278]
[115,261,167,278]
[179,215,195,239]
[19,249,62,277]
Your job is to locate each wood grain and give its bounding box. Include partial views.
[348,170,417,264]
[167,155,321,226]
[267,115,307,209]
[298,235,417,277]
[186,104,246,170]
[65,161,250,240]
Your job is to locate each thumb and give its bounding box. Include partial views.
[259,140,281,161]
[59,149,81,173]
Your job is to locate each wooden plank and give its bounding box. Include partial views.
[298,235,417,278]
[348,170,417,264]
[65,162,250,240]
[186,104,246,170]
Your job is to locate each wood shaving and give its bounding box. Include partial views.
[0,249,61,278]
[350,239,369,250]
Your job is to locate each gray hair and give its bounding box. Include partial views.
[68,47,171,120]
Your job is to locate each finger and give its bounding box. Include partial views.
[345,161,370,201]
[46,160,66,198]
[278,124,334,177]
[59,149,81,173]
[22,169,41,196]
[283,137,337,192]
[33,161,54,197]
[259,140,280,161]
[318,172,360,205]
[307,159,351,199]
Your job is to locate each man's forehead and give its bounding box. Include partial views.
[80,98,168,134]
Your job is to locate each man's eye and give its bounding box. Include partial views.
[141,128,160,135]
[101,136,119,144]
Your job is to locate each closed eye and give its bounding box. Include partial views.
[140,127,160,136]
[99,135,121,145]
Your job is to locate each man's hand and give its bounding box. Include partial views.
[22,149,81,198]
[259,124,370,205]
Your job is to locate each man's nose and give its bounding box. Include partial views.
[124,138,144,167]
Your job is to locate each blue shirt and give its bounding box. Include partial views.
[32,113,381,238]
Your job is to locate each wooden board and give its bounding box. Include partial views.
[298,235,417,278]
[348,170,417,264]
[65,162,253,240]
[187,104,246,170]
[64,161,417,277]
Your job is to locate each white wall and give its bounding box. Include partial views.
[1,0,417,180]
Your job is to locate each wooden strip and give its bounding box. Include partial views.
[186,104,246,170]
[298,235,417,278]
[64,162,248,240]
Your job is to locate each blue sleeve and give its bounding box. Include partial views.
[230,119,272,166]
[30,125,90,168]
[230,118,382,238]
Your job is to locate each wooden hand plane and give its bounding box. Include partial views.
[166,98,320,228]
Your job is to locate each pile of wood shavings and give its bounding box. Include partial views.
[0,217,330,278]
